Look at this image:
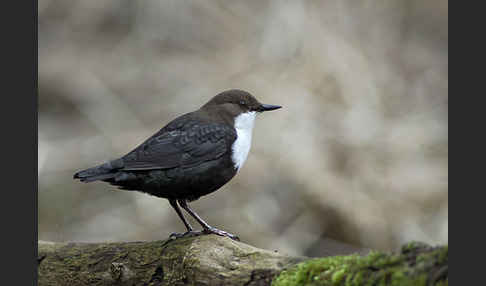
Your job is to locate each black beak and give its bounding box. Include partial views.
[258,104,282,112]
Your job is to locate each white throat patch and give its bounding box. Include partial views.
[231,111,256,171]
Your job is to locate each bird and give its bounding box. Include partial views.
[73,89,281,241]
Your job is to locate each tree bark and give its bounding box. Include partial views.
[38,235,447,286]
[38,235,307,286]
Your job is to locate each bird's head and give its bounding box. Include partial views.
[202,89,281,119]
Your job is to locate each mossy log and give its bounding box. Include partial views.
[272,242,448,286]
[38,235,306,286]
[38,235,447,286]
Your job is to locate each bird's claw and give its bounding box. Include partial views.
[169,230,204,239]
[203,227,240,241]
[169,228,240,241]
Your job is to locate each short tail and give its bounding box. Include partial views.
[73,159,124,183]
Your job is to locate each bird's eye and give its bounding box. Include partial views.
[239,100,246,105]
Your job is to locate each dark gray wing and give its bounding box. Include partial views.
[121,122,236,171]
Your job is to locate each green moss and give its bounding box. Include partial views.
[438,245,448,264]
[436,280,448,286]
[401,241,429,253]
[272,243,448,286]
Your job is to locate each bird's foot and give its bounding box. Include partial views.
[169,230,204,240]
[203,227,240,241]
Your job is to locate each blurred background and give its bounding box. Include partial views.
[38,0,448,257]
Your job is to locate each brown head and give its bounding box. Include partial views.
[201,89,281,122]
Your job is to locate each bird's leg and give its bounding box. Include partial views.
[168,199,202,239]
[178,199,240,241]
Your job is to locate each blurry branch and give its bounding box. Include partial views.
[38,236,447,286]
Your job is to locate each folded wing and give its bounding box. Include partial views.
[122,122,236,171]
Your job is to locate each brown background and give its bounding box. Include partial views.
[38,0,448,257]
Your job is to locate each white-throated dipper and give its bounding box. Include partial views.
[74,89,281,240]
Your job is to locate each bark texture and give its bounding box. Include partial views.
[38,236,447,286]
[38,235,307,286]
